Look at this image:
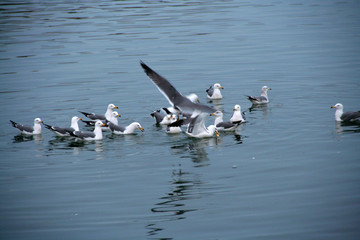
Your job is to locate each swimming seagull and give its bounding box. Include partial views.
[150,109,176,125]
[140,61,215,117]
[70,120,106,140]
[79,103,118,121]
[230,104,246,123]
[10,118,43,135]
[82,111,121,127]
[210,111,242,131]
[109,121,144,135]
[206,83,224,99]
[331,103,360,122]
[246,86,271,104]
[43,116,82,136]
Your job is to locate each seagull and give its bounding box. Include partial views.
[140,61,215,118]
[183,115,220,138]
[108,122,144,135]
[150,108,176,125]
[230,104,246,123]
[206,83,224,99]
[165,114,182,134]
[210,111,242,131]
[331,103,360,122]
[82,111,120,127]
[79,103,118,121]
[10,118,43,135]
[43,116,82,136]
[246,86,271,104]
[70,120,106,140]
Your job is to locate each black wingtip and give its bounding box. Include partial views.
[162,107,171,114]
[10,120,16,128]
[168,119,184,127]
[42,123,52,129]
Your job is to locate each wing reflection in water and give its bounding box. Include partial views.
[148,165,203,238]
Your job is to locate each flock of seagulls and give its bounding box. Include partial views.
[10,61,359,140]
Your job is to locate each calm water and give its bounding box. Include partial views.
[1,1,360,239]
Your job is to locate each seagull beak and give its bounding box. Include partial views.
[197,98,200,103]
[210,113,215,116]
[139,127,144,132]
[215,130,220,137]
[268,87,271,90]
[40,120,43,123]
[117,114,121,117]
[220,86,224,89]
[79,118,82,121]
[114,106,119,109]
[102,123,106,126]
[331,106,335,109]
[233,108,236,111]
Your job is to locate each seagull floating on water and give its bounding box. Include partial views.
[150,108,176,125]
[10,118,43,135]
[109,121,144,135]
[80,103,118,121]
[82,111,120,128]
[230,104,246,123]
[246,86,271,104]
[206,83,224,99]
[331,103,360,122]
[210,111,242,131]
[70,120,106,140]
[43,116,82,136]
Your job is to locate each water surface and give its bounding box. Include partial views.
[1,1,360,239]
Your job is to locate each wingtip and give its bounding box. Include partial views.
[10,120,16,127]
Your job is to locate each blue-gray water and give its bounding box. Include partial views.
[1,1,360,239]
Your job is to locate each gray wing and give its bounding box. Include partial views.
[150,110,165,124]
[248,95,267,102]
[341,111,360,122]
[216,121,237,129]
[10,120,34,132]
[44,123,74,135]
[108,122,126,132]
[72,131,95,139]
[242,111,246,121]
[140,61,215,114]
[206,85,214,97]
[79,111,106,121]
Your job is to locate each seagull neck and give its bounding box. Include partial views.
[93,126,103,139]
[214,115,223,126]
[108,116,118,125]
[33,122,42,134]
[213,89,222,97]
[105,108,113,120]
[335,109,343,121]
[71,120,79,131]
[261,90,268,98]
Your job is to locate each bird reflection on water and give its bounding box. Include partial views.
[334,121,360,135]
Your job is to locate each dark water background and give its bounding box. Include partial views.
[1,1,360,239]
